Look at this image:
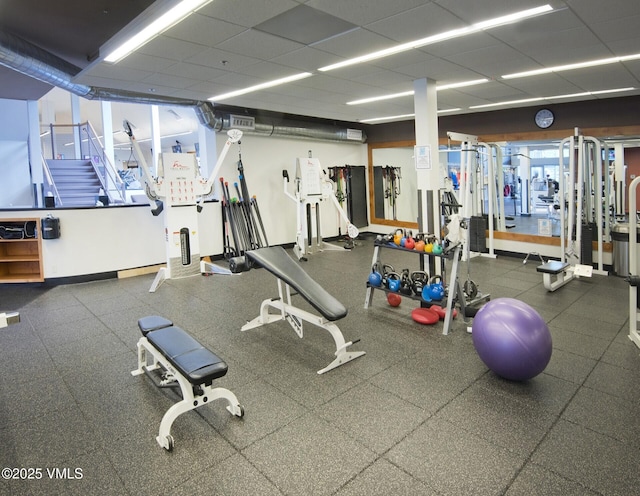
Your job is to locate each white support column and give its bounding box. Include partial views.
[70,93,81,159]
[519,146,531,216]
[27,100,43,207]
[151,105,161,173]
[101,101,115,193]
[613,142,625,216]
[413,78,441,235]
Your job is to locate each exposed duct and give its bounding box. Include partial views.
[0,29,366,143]
[211,113,367,143]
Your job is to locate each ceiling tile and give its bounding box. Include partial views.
[197,0,299,27]
[253,4,358,44]
[307,0,429,25]
[163,13,246,47]
[137,36,210,61]
[215,29,303,60]
[365,3,465,43]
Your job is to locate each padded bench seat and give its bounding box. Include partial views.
[537,261,570,274]
[138,315,173,335]
[246,246,347,321]
[132,315,243,451]
[146,326,228,386]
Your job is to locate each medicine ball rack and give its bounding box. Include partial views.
[364,240,487,335]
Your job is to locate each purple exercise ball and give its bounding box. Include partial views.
[472,298,552,381]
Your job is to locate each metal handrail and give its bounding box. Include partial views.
[82,122,126,204]
[41,154,63,207]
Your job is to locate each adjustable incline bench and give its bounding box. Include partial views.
[242,246,365,374]
[132,316,244,451]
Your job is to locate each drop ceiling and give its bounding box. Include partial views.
[1,0,640,124]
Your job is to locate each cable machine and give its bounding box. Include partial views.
[627,176,640,350]
[124,121,242,291]
[558,128,609,275]
[283,155,358,260]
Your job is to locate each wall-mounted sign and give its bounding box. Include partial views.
[414,144,432,169]
[229,114,256,130]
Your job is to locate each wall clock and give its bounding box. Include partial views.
[534,108,554,129]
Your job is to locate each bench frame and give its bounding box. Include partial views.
[132,332,243,451]
[537,261,593,291]
[241,278,365,374]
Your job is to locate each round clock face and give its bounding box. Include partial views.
[535,109,554,129]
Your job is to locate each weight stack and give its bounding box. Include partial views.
[580,222,594,266]
[469,216,488,253]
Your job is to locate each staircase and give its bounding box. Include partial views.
[45,159,103,207]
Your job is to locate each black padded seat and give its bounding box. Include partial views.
[537,261,570,274]
[246,247,347,321]
[146,326,228,385]
[138,315,173,335]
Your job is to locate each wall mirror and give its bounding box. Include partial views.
[368,140,418,229]
[368,128,638,249]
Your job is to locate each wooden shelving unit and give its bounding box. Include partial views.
[0,218,44,283]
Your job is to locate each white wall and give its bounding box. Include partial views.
[0,133,366,279]
[0,99,31,207]
[212,133,367,247]
[0,202,222,278]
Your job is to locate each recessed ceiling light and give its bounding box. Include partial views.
[319,5,554,72]
[469,87,636,109]
[347,79,489,105]
[209,72,313,101]
[104,0,213,63]
[502,53,640,79]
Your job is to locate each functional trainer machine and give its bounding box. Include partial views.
[124,121,242,291]
[537,129,610,291]
[283,156,358,260]
[626,176,640,350]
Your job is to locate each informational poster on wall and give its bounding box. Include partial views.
[538,218,552,236]
[414,145,432,170]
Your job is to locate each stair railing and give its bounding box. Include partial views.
[41,155,63,207]
[41,122,127,205]
[81,122,126,204]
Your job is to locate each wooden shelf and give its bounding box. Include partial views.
[0,218,44,283]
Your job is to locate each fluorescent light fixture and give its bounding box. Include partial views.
[437,78,490,91]
[347,79,489,105]
[347,91,414,105]
[104,0,212,63]
[361,108,462,123]
[470,97,544,109]
[502,53,640,79]
[319,5,553,72]
[470,87,635,109]
[360,113,415,123]
[208,72,313,101]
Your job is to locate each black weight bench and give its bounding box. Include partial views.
[241,246,365,374]
[132,316,244,451]
[537,261,572,291]
[536,260,593,291]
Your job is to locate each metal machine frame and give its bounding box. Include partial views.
[283,156,358,260]
[124,122,242,291]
